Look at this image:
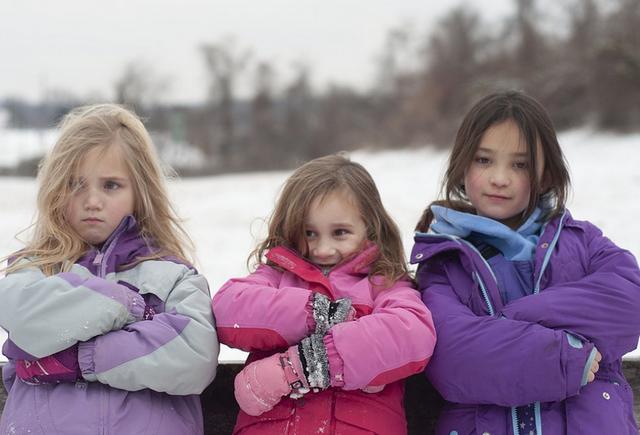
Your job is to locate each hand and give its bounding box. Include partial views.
[587,350,602,383]
[16,345,81,384]
[118,280,155,320]
[234,347,309,416]
[312,294,356,335]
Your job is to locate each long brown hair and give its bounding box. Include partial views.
[252,154,408,287]
[416,90,571,232]
[5,104,194,275]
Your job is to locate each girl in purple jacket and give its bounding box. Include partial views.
[213,154,436,434]
[411,90,640,434]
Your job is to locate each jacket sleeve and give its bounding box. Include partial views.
[77,260,218,395]
[212,264,313,351]
[422,261,594,407]
[501,225,640,361]
[0,259,144,358]
[324,278,436,390]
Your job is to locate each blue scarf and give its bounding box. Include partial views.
[430,205,543,261]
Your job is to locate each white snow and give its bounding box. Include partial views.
[0,128,639,363]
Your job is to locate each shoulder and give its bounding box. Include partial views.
[560,211,602,235]
[250,263,286,283]
[549,210,636,267]
[223,263,286,288]
[118,258,209,300]
[549,211,606,248]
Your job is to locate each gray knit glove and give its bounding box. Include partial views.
[312,293,355,335]
[298,333,331,391]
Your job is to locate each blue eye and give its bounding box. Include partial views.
[104,181,121,190]
[305,230,316,238]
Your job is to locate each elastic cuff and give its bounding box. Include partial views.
[305,292,317,334]
[77,340,98,381]
[581,346,599,387]
[324,333,345,388]
[126,290,145,322]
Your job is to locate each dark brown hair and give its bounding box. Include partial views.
[416,90,571,232]
[252,154,409,287]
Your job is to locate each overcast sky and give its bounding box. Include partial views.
[0,0,513,104]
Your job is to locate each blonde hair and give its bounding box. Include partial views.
[5,104,194,275]
[252,154,408,287]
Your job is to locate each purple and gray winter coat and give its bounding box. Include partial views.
[0,216,218,435]
[411,210,640,435]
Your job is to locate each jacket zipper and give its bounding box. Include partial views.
[533,211,566,294]
[90,219,129,434]
[505,212,565,435]
[101,385,107,435]
[459,238,498,316]
[90,219,129,278]
[417,217,566,435]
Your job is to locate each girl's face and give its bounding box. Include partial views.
[65,142,135,246]
[303,189,367,267]
[464,120,544,229]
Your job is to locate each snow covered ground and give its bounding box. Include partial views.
[0,128,639,362]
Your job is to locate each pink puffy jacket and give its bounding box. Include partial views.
[212,245,436,434]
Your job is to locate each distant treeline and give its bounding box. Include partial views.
[3,0,638,174]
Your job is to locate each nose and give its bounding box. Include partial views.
[83,187,103,210]
[489,166,510,187]
[312,238,336,258]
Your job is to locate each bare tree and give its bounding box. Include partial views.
[200,38,252,161]
[591,0,640,129]
[248,61,282,168]
[420,6,488,144]
[113,61,170,113]
[282,63,318,162]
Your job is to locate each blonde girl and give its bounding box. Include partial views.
[0,104,218,435]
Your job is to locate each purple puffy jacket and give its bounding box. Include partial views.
[411,210,640,435]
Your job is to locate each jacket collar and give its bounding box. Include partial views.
[411,210,572,315]
[77,215,157,276]
[266,243,379,297]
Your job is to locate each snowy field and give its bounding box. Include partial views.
[0,128,639,362]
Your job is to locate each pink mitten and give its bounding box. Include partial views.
[234,347,309,416]
[16,345,81,384]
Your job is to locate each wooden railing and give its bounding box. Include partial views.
[2,361,640,434]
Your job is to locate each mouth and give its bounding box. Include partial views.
[484,194,510,201]
[312,258,339,267]
[82,217,104,224]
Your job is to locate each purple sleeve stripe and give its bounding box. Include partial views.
[2,338,37,360]
[58,272,131,308]
[91,312,191,373]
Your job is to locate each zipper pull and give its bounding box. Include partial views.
[93,252,104,266]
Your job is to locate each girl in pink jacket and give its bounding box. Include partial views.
[212,154,436,434]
